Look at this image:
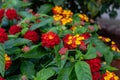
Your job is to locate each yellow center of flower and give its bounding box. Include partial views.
[48,35,54,39]
[104,70,119,80]
[78,14,89,22]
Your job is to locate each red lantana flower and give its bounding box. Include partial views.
[63,34,75,49]
[86,58,101,72]
[0,77,5,80]
[81,32,91,39]
[6,8,18,20]
[0,28,5,33]
[0,9,4,21]
[24,30,39,43]
[41,31,60,48]
[9,25,22,35]
[0,28,8,43]
[92,72,101,80]
[5,54,12,70]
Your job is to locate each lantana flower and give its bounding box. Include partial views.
[41,31,60,48]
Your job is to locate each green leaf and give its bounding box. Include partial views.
[101,64,118,71]
[57,66,73,80]
[21,46,47,58]
[4,38,31,49]
[16,1,31,8]
[75,50,83,60]
[21,27,29,35]
[84,44,96,59]
[6,75,22,80]
[5,47,21,55]
[75,61,92,80]
[0,43,5,77]
[113,52,120,59]
[74,27,87,34]
[90,37,109,55]
[19,11,33,18]
[34,68,55,80]
[53,0,65,5]
[20,61,35,79]
[38,4,53,14]
[104,51,113,65]
[54,43,67,69]
[87,1,99,17]
[30,17,53,30]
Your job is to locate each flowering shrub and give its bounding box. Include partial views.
[0,1,120,80]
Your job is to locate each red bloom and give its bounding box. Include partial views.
[0,28,8,43]
[0,28,5,33]
[92,72,101,80]
[86,58,101,72]
[0,9,4,21]
[59,47,68,55]
[63,34,74,49]
[0,77,5,80]
[5,54,12,70]
[79,41,87,51]
[9,25,22,35]
[6,8,18,20]
[5,60,12,70]
[81,32,91,39]
[41,31,60,48]
[24,30,39,43]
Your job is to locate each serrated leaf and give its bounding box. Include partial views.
[34,68,55,80]
[74,27,87,34]
[90,37,109,55]
[38,4,53,14]
[0,43,5,77]
[84,44,96,59]
[104,51,113,65]
[5,47,21,55]
[19,11,33,18]
[4,38,31,49]
[21,46,47,58]
[57,66,73,80]
[20,61,35,79]
[30,17,53,30]
[75,61,92,80]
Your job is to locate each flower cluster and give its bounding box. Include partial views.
[78,14,89,22]
[86,58,101,80]
[0,9,4,21]
[102,70,119,80]
[5,54,12,70]
[9,25,22,35]
[0,8,18,21]
[98,36,120,52]
[41,31,60,48]
[6,8,18,20]
[0,28,8,43]
[52,6,73,25]
[24,30,39,43]
[63,33,90,49]
[0,76,5,80]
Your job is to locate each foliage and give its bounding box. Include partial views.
[0,0,119,80]
[28,0,120,18]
